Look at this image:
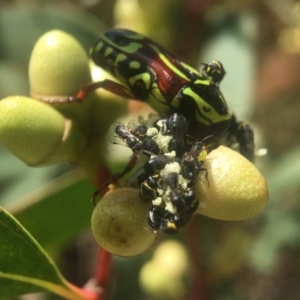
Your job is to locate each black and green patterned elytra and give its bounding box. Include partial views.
[90,29,231,140]
[88,29,254,161]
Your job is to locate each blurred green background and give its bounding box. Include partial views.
[1,0,300,299]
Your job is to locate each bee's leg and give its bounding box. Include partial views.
[226,114,255,162]
[91,155,138,205]
[199,167,209,186]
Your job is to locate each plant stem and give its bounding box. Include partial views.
[94,248,112,300]
[185,216,210,300]
[91,164,113,300]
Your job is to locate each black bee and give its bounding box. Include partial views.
[147,206,179,234]
[144,154,181,174]
[163,172,186,214]
[152,113,188,156]
[149,210,194,235]
[181,137,211,182]
[139,174,160,202]
[147,206,165,231]
[167,113,189,156]
[136,154,181,198]
[110,121,160,155]
[160,216,180,235]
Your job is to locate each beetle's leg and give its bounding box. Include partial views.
[35,79,136,103]
[91,154,138,205]
[72,79,136,101]
[227,114,255,162]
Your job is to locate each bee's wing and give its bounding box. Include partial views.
[127,119,138,131]
[125,167,143,187]
[108,129,127,146]
[138,113,159,128]
[125,154,149,187]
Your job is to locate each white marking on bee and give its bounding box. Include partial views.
[164,187,171,197]
[157,188,164,196]
[147,127,158,137]
[152,197,162,206]
[160,162,181,178]
[165,202,177,214]
[164,151,176,157]
[156,120,164,128]
[154,132,172,152]
[178,174,190,189]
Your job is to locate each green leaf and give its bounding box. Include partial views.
[7,169,95,253]
[0,207,91,299]
[0,145,71,208]
[0,3,107,64]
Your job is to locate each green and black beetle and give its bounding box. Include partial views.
[75,29,254,161]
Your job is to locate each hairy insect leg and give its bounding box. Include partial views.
[72,79,136,101]
[199,167,209,186]
[227,114,255,162]
[91,155,138,205]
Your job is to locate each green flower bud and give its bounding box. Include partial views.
[0,96,86,166]
[29,30,91,100]
[195,146,269,220]
[91,188,157,257]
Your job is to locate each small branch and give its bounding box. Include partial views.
[94,248,112,300]
[89,164,113,300]
[74,160,113,299]
[185,216,210,300]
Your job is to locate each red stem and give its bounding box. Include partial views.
[94,248,112,300]
[81,164,113,300]
[94,165,113,299]
[185,216,210,300]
